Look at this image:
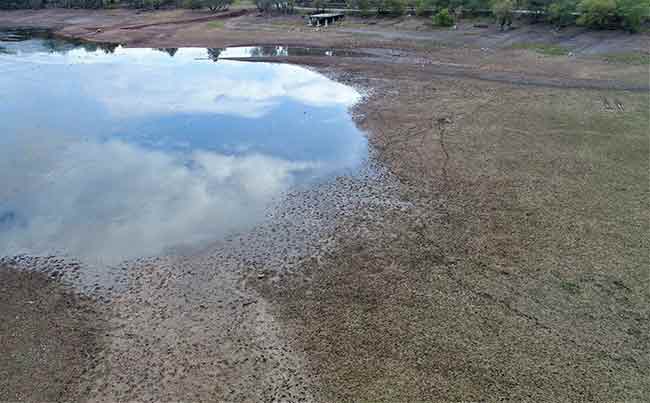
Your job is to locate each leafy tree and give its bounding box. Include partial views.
[525,0,550,21]
[577,0,616,28]
[385,0,406,14]
[0,0,645,32]
[492,0,514,29]
[145,0,162,8]
[548,0,577,25]
[526,0,551,10]
[448,0,489,12]
[433,7,455,24]
[415,0,434,15]
[617,0,650,32]
[183,0,203,8]
[349,0,372,15]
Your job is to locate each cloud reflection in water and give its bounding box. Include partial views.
[0,39,366,263]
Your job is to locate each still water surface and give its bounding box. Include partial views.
[0,31,367,263]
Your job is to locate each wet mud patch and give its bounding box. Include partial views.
[76,160,405,402]
[0,265,105,402]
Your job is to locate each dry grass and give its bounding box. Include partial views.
[206,20,225,29]
[601,52,650,65]
[264,77,650,401]
[511,42,570,56]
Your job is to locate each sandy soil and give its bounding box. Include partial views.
[1,9,649,402]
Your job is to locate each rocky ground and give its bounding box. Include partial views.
[1,8,649,402]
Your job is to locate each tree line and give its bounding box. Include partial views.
[344,0,648,31]
[0,0,233,11]
[1,0,647,32]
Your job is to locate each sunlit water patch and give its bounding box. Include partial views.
[0,31,367,264]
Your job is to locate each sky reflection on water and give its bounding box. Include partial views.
[0,34,367,264]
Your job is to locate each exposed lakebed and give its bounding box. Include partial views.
[0,30,367,264]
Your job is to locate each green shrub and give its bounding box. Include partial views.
[492,0,514,19]
[548,0,577,26]
[577,0,616,28]
[369,0,385,13]
[353,0,372,15]
[526,0,551,11]
[492,0,514,28]
[617,0,650,32]
[433,7,455,25]
[143,0,162,8]
[385,0,406,14]
[462,0,490,11]
[415,0,434,15]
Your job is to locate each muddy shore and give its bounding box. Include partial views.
[1,9,649,402]
[0,266,103,402]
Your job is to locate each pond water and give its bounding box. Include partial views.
[212,45,368,59]
[0,30,367,264]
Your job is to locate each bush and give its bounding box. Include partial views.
[526,0,551,11]
[415,0,433,15]
[456,0,489,12]
[369,0,386,13]
[492,0,514,28]
[433,7,455,25]
[385,0,406,14]
[144,0,162,8]
[577,0,616,28]
[492,0,514,19]
[350,0,372,15]
[617,0,650,32]
[548,0,577,26]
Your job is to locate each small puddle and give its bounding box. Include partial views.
[0,30,368,265]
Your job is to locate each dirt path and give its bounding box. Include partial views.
[337,20,648,55]
[1,9,649,402]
